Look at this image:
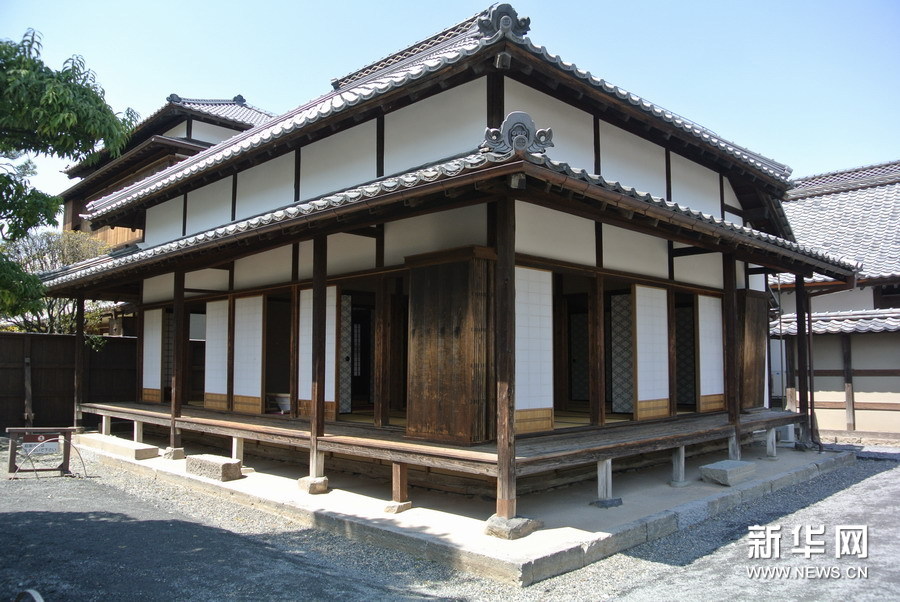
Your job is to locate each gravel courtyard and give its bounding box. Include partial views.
[2,442,898,601]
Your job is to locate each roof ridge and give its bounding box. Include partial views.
[792,158,900,183]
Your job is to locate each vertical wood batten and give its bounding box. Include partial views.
[74,293,85,426]
[795,275,810,442]
[841,334,855,431]
[309,235,327,477]
[494,196,516,519]
[589,275,604,425]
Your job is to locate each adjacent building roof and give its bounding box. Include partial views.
[80,3,793,227]
[41,129,857,292]
[65,95,274,178]
[780,159,900,283]
[771,308,900,336]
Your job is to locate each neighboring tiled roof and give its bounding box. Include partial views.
[770,309,900,336]
[81,4,791,223]
[42,144,855,291]
[163,94,275,128]
[778,160,900,282]
[65,95,274,177]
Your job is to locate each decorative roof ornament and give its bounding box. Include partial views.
[483,111,553,154]
[477,3,530,38]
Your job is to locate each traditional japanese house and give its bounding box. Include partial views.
[41,4,857,535]
[771,160,899,437]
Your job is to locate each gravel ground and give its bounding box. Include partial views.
[2,440,898,601]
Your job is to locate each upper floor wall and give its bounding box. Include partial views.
[138,75,750,251]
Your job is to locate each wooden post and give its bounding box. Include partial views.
[232,437,244,461]
[494,198,517,520]
[670,445,688,487]
[589,275,604,426]
[133,421,143,443]
[135,307,144,403]
[374,276,391,427]
[795,275,811,443]
[729,432,741,460]
[23,335,33,427]
[723,255,741,459]
[766,428,777,459]
[171,271,185,449]
[385,462,411,513]
[101,415,111,436]
[590,458,622,507]
[841,334,855,431]
[290,285,300,418]
[299,235,328,493]
[74,293,85,426]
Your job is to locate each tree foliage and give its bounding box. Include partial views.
[0,29,137,317]
[1,230,110,334]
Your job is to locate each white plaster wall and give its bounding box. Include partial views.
[724,211,743,225]
[327,233,376,275]
[233,244,293,290]
[723,177,742,210]
[144,197,183,247]
[735,260,746,289]
[205,300,228,395]
[811,288,874,313]
[143,273,174,304]
[504,78,594,171]
[298,287,337,402]
[143,308,163,389]
[233,296,263,398]
[635,285,669,401]
[515,267,554,410]
[598,121,666,199]
[602,224,668,278]
[384,79,486,175]
[749,267,766,292]
[185,178,232,236]
[698,294,725,396]
[516,201,595,266]
[770,338,787,398]
[811,334,843,370]
[297,239,314,281]
[191,121,241,144]
[853,332,900,368]
[674,252,723,288]
[300,121,377,200]
[384,204,486,265]
[162,123,187,138]
[670,152,721,217]
[185,269,229,294]
[235,152,294,220]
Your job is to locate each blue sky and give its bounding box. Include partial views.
[3,0,898,196]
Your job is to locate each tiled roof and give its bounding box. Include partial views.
[42,144,855,291]
[770,309,900,336]
[779,160,900,282]
[81,4,791,223]
[165,94,275,128]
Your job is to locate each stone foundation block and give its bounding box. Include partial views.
[700,460,756,486]
[298,476,329,494]
[484,515,543,540]
[384,501,412,514]
[186,454,242,482]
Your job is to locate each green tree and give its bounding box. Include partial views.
[0,29,137,314]
[1,230,110,334]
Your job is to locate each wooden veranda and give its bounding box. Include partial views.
[80,401,801,505]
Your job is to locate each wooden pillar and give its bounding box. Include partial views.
[728,432,741,460]
[74,293,85,426]
[309,235,327,479]
[289,285,300,418]
[495,197,517,520]
[670,446,688,487]
[170,271,185,449]
[384,461,411,513]
[795,275,811,443]
[101,415,111,436]
[723,254,741,458]
[841,334,855,431]
[133,421,143,443]
[374,276,391,427]
[227,295,236,411]
[232,437,244,461]
[135,307,144,403]
[766,428,777,459]
[589,275,604,426]
[590,458,622,507]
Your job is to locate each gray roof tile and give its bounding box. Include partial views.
[771,308,900,336]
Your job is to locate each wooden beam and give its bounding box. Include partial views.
[309,235,327,478]
[494,196,517,519]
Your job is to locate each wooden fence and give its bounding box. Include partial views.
[0,332,136,431]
